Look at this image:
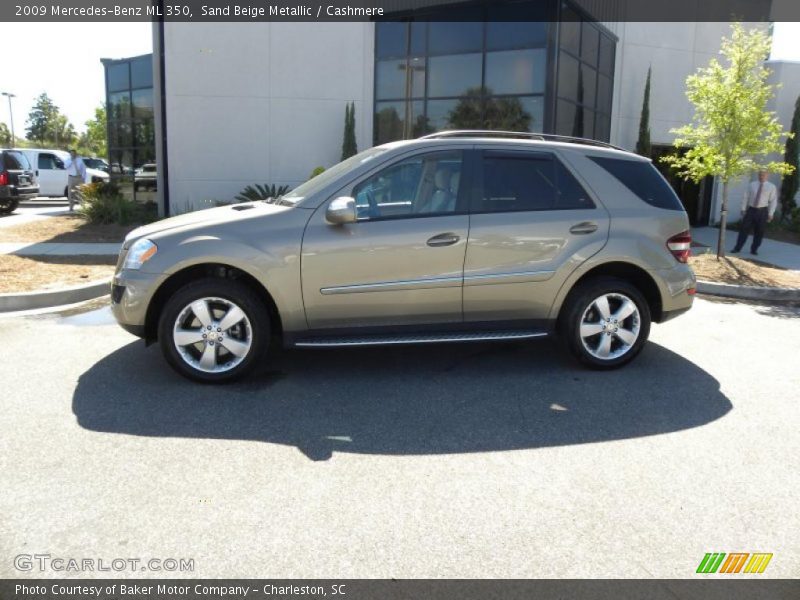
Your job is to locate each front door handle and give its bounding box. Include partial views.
[427,233,460,247]
[569,221,598,235]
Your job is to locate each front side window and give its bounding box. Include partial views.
[475,152,594,213]
[352,151,463,220]
[38,154,57,170]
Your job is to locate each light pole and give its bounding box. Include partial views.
[1,92,16,146]
[397,58,425,139]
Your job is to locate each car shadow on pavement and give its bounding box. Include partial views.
[72,339,732,461]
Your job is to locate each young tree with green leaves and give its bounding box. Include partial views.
[0,123,10,146]
[79,104,107,157]
[636,67,652,157]
[779,95,800,222]
[661,23,794,259]
[341,102,357,160]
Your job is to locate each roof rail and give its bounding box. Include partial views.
[418,130,626,152]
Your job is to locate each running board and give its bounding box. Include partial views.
[294,330,548,348]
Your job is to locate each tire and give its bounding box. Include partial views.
[559,276,651,369]
[157,278,271,383]
[0,199,19,214]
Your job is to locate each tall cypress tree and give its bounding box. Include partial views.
[636,67,652,157]
[341,102,358,160]
[779,95,800,221]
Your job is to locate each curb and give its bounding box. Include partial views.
[696,280,800,302]
[0,279,111,312]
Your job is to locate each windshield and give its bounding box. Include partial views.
[281,147,389,204]
[83,158,106,169]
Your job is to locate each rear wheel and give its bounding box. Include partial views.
[559,277,651,369]
[158,278,270,383]
[0,199,19,214]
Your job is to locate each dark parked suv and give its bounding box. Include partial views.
[0,149,38,214]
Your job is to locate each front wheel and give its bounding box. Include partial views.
[158,278,271,383]
[559,277,651,369]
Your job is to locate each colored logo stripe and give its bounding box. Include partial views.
[719,553,749,573]
[744,553,773,573]
[697,552,773,574]
[697,553,726,573]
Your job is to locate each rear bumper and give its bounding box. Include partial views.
[0,186,38,200]
[653,263,695,322]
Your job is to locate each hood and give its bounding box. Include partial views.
[86,168,108,179]
[125,201,292,242]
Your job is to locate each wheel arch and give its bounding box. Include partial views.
[554,261,664,326]
[143,262,283,344]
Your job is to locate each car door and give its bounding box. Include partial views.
[463,149,609,323]
[35,152,66,196]
[301,150,470,330]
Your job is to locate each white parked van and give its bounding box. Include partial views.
[16,149,109,197]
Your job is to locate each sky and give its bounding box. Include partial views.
[0,22,152,138]
[0,21,799,139]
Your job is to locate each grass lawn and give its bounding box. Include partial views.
[0,255,116,293]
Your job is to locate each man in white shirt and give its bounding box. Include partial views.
[731,170,777,256]
[63,149,87,212]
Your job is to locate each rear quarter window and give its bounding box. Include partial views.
[2,151,31,171]
[589,156,684,211]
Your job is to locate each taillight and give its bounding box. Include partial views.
[667,230,692,263]
[0,171,7,186]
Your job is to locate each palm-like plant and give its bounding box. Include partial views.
[235,183,291,203]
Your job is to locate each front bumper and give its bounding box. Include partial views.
[110,269,164,338]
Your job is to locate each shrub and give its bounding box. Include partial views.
[309,166,325,180]
[77,181,157,225]
[234,183,291,203]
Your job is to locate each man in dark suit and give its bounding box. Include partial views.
[731,170,777,256]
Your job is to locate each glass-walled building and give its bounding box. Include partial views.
[374,0,616,145]
[102,54,156,203]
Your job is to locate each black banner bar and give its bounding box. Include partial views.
[4,0,800,22]
[2,580,800,600]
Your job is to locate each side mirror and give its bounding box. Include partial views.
[326,196,357,225]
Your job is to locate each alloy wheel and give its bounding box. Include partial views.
[172,296,253,373]
[579,292,641,361]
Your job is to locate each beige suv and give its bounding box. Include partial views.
[112,131,696,382]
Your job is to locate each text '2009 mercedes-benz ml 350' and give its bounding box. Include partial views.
[111,131,696,382]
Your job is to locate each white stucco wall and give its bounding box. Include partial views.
[161,22,374,214]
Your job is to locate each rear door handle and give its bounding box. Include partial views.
[427,233,460,247]
[569,221,598,235]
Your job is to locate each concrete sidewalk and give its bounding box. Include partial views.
[0,242,120,256]
[0,204,70,229]
[692,226,800,271]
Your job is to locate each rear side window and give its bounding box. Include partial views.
[2,151,30,170]
[475,152,594,213]
[589,156,683,210]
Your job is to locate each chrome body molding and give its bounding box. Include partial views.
[320,270,555,295]
[294,330,548,347]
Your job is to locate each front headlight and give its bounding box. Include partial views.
[123,238,158,270]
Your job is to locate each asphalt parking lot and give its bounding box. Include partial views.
[1,296,798,578]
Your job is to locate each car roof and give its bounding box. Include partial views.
[380,132,647,161]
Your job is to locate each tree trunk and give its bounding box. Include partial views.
[716,180,729,260]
